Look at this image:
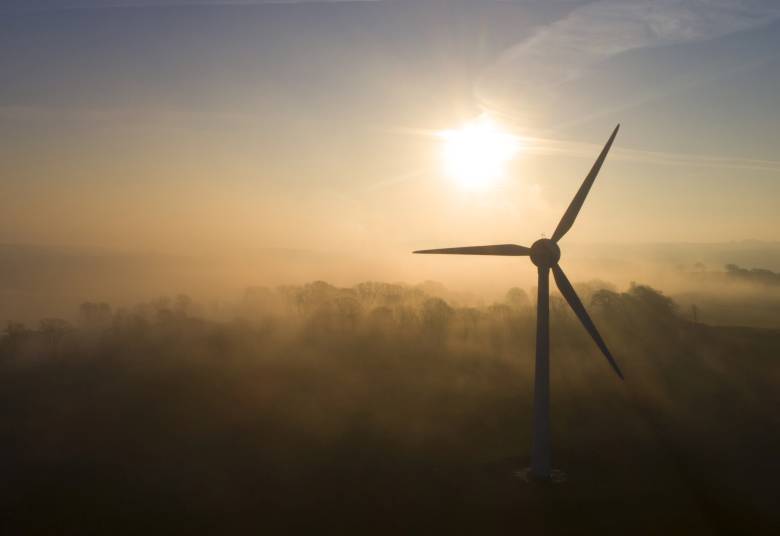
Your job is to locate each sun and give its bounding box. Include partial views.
[438,116,521,190]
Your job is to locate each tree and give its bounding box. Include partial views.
[505,287,530,310]
[39,318,72,345]
[79,302,112,328]
[421,297,453,341]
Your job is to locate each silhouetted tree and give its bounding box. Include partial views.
[421,297,453,342]
[79,301,112,328]
[505,287,530,310]
[39,318,72,345]
[725,264,780,286]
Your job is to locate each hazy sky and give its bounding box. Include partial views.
[2,0,780,258]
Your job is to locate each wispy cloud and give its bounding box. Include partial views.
[522,134,780,173]
[363,130,780,194]
[479,1,780,114]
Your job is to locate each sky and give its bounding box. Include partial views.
[1,0,780,263]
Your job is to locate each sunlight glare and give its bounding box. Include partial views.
[438,116,521,190]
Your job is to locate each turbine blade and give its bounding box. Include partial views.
[413,244,530,256]
[552,264,624,379]
[551,124,620,243]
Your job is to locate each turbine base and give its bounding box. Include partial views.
[514,467,568,484]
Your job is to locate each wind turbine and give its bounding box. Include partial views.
[414,124,624,481]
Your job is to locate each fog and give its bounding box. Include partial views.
[3,241,780,328]
[3,2,780,533]
[2,256,779,532]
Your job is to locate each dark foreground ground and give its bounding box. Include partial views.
[1,282,779,534]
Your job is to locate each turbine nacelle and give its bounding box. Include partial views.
[530,239,560,268]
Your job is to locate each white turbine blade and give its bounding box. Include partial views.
[413,244,530,256]
[552,264,624,380]
[551,124,619,243]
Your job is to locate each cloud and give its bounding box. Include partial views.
[478,1,780,118]
[522,134,780,173]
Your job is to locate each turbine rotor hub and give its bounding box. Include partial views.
[530,239,561,267]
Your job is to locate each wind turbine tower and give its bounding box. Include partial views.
[414,125,624,481]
